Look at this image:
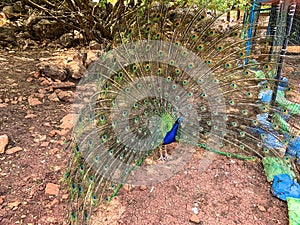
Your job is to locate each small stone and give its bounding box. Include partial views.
[25,114,36,119]
[34,134,47,143]
[0,197,4,205]
[192,206,199,214]
[60,114,75,130]
[62,194,69,200]
[40,142,49,147]
[122,184,132,192]
[40,79,52,86]
[45,183,60,196]
[49,148,59,155]
[57,129,69,136]
[66,58,87,79]
[139,185,147,191]
[33,71,40,78]
[43,122,51,127]
[53,166,61,172]
[38,62,68,81]
[56,90,74,102]
[7,201,21,210]
[0,103,8,108]
[0,134,8,154]
[26,77,33,82]
[189,214,200,224]
[258,205,266,212]
[48,92,60,102]
[47,198,59,208]
[28,95,42,106]
[49,130,57,137]
[6,147,22,155]
[172,185,180,192]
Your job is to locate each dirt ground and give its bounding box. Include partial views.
[0,48,290,225]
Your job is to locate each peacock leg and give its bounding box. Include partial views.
[159,145,168,161]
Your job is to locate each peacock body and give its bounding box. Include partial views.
[65,1,300,224]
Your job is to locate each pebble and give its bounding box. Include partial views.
[62,194,69,200]
[7,201,21,210]
[190,214,201,224]
[25,114,36,119]
[139,185,147,191]
[258,205,266,211]
[6,146,22,155]
[47,198,59,208]
[28,95,42,106]
[45,183,60,196]
[49,148,59,155]
[122,184,132,191]
[0,134,8,154]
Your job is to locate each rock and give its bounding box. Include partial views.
[13,1,24,13]
[48,92,60,102]
[61,194,69,200]
[86,50,99,67]
[0,134,8,154]
[58,33,75,47]
[257,205,266,212]
[7,201,21,210]
[49,148,59,155]
[47,198,59,208]
[6,147,22,155]
[0,25,17,47]
[38,62,68,81]
[45,183,60,196]
[25,114,36,119]
[28,95,42,106]
[89,40,102,50]
[40,77,52,86]
[48,130,57,137]
[189,214,200,224]
[31,19,67,40]
[43,122,51,127]
[40,142,49,147]
[0,12,7,27]
[122,184,132,192]
[18,96,23,102]
[2,6,14,18]
[57,129,69,136]
[65,53,87,79]
[56,89,73,102]
[60,114,75,130]
[50,81,76,89]
[33,134,47,143]
[67,61,87,79]
[0,103,8,108]
[139,185,147,191]
[192,206,199,214]
[33,71,40,78]
[0,196,4,205]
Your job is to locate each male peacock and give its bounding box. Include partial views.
[65,1,299,224]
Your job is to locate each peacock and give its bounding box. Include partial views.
[64,0,300,224]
